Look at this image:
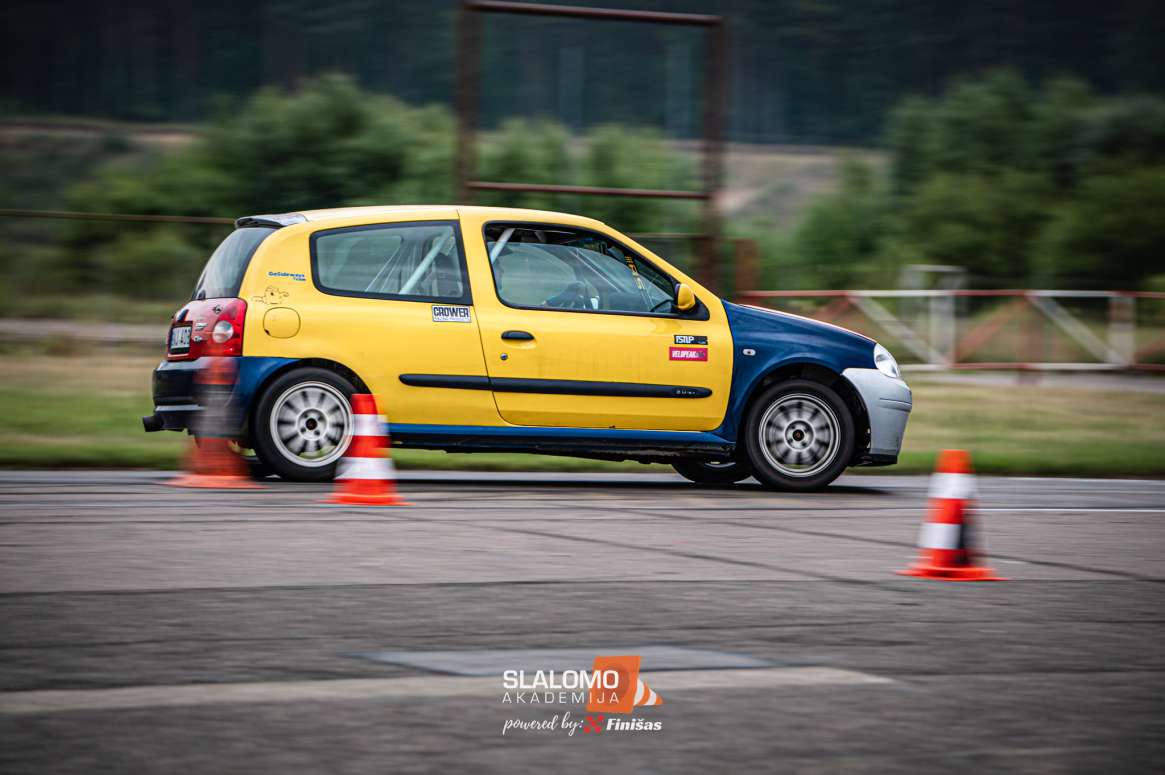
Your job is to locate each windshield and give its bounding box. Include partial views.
[192,227,276,299]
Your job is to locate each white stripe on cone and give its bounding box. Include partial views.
[335,456,396,481]
[351,414,386,437]
[928,472,977,501]
[919,522,962,550]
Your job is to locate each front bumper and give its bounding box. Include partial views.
[842,367,912,465]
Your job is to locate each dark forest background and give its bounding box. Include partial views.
[3,0,1164,144]
[1,1,1164,306]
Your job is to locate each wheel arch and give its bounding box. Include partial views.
[738,360,870,463]
[241,358,372,444]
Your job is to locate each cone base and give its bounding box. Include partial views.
[897,563,1005,581]
[326,491,411,506]
[166,474,261,490]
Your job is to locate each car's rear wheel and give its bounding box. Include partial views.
[229,441,277,481]
[252,367,356,482]
[672,459,753,485]
[744,379,853,492]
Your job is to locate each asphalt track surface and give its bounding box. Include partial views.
[1,470,1162,774]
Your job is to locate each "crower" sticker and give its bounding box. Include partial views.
[432,305,472,323]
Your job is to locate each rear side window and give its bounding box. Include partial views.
[192,227,275,300]
[310,221,470,304]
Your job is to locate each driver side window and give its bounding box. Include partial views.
[485,224,676,314]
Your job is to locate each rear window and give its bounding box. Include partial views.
[192,227,276,300]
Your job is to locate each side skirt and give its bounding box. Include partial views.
[387,424,736,464]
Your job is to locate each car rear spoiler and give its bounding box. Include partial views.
[235,213,308,229]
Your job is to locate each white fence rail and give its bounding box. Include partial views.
[737,290,1165,372]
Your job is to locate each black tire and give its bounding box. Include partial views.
[251,367,357,482]
[227,441,277,481]
[743,379,854,492]
[672,459,753,485]
[243,450,277,481]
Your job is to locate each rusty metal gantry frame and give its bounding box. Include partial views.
[455,0,728,290]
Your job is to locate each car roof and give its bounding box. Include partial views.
[237,205,609,230]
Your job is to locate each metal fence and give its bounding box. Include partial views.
[738,290,1165,372]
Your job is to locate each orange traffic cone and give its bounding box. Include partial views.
[168,357,260,489]
[327,394,409,506]
[897,449,1003,581]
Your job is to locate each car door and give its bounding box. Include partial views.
[464,217,732,431]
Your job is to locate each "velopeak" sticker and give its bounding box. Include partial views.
[669,346,708,361]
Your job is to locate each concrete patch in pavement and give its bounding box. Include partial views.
[354,645,775,675]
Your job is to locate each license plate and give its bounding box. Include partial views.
[169,325,191,353]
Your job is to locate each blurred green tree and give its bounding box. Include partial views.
[1035,168,1165,289]
[62,74,460,297]
[791,160,887,288]
[582,125,691,234]
[787,69,1165,289]
[476,119,572,211]
[54,75,690,299]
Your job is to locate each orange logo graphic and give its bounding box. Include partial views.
[585,655,663,714]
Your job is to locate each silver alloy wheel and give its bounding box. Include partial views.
[268,381,352,467]
[756,392,841,478]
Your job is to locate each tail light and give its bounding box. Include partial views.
[169,298,247,360]
[204,299,247,356]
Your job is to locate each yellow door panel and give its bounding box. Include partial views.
[457,210,733,431]
[480,307,729,429]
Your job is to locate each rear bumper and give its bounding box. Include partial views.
[842,367,912,465]
[144,356,294,433]
[144,358,203,432]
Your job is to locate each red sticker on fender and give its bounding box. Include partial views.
[669,346,708,361]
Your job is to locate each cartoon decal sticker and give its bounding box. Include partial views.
[252,286,290,306]
[669,346,708,361]
[432,305,472,323]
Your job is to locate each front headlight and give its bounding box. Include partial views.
[873,343,900,379]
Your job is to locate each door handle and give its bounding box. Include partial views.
[501,330,534,341]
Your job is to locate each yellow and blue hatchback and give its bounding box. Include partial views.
[144,205,911,490]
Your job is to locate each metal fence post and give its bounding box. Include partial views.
[1109,293,1136,367]
[732,238,759,302]
[455,1,482,203]
[928,291,956,368]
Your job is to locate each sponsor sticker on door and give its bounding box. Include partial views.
[432,305,472,323]
[674,334,708,345]
[669,346,708,361]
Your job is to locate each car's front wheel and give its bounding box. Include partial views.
[672,459,753,485]
[743,379,854,491]
[252,367,356,482]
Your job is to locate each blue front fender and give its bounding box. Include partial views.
[714,301,877,441]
